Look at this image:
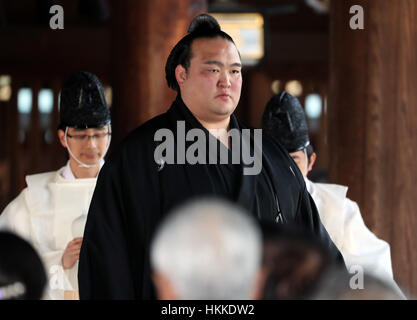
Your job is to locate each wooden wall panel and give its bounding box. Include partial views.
[110,0,207,144]
[329,0,417,297]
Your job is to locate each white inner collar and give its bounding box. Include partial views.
[60,159,104,180]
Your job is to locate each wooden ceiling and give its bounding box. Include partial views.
[0,0,329,80]
[0,0,327,27]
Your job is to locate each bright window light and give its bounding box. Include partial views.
[285,80,303,96]
[18,88,32,114]
[38,89,54,114]
[271,80,281,94]
[211,13,264,66]
[305,94,322,119]
[105,86,112,107]
[0,75,12,101]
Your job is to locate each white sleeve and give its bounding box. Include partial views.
[42,250,77,300]
[0,190,75,300]
[0,189,32,242]
[341,199,407,298]
[341,198,394,279]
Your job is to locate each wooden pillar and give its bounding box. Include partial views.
[247,71,273,128]
[8,79,20,200]
[317,84,329,174]
[29,81,41,174]
[0,98,9,211]
[329,0,417,297]
[111,0,207,144]
[51,77,67,168]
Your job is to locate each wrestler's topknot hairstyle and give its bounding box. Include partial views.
[187,13,221,33]
[165,14,237,92]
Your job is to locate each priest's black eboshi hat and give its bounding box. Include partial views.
[59,71,110,130]
[262,91,310,153]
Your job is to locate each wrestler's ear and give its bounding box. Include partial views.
[175,65,187,87]
[57,129,67,148]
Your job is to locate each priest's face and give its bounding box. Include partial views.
[58,126,110,165]
[176,37,242,127]
[289,149,309,178]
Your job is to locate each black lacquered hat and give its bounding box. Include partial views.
[262,91,310,153]
[59,71,110,130]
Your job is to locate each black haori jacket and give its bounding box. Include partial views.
[78,95,344,299]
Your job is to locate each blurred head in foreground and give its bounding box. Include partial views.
[258,222,338,300]
[0,231,46,300]
[150,198,262,300]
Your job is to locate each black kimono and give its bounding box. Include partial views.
[78,95,343,299]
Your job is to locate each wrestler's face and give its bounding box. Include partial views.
[176,37,242,127]
[58,125,110,165]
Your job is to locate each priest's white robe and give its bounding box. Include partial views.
[306,178,405,298]
[0,162,98,299]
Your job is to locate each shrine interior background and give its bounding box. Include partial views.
[0,0,416,298]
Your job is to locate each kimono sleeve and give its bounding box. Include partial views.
[295,184,346,267]
[78,156,135,299]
